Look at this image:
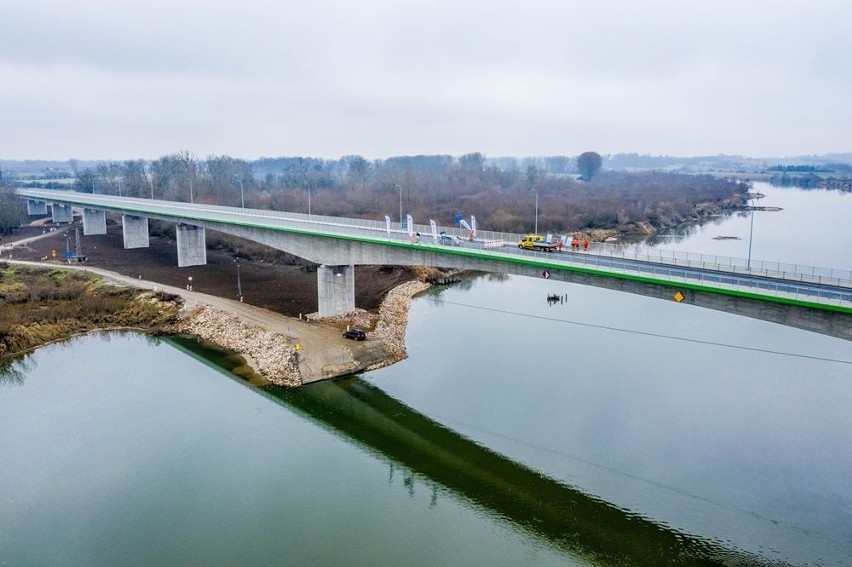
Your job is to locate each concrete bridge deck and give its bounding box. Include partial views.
[16,188,852,340]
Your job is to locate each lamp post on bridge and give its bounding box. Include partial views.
[396,184,403,228]
[747,199,756,270]
[528,187,538,234]
[238,179,244,208]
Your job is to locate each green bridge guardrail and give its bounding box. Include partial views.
[17,189,852,311]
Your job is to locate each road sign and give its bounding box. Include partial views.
[673,291,685,302]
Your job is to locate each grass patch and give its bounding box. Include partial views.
[0,265,183,359]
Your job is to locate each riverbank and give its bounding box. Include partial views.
[0,262,183,361]
[1,224,432,385]
[170,278,430,386]
[1,256,433,386]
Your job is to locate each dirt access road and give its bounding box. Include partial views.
[3,225,409,383]
[4,221,415,317]
[6,256,394,383]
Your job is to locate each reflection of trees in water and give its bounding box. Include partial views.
[142,334,163,348]
[768,174,852,192]
[0,355,35,387]
[0,332,162,388]
[424,271,496,306]
[636,210,750,250]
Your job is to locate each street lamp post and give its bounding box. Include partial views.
[238,179,244,208]
[396,184,403,227]
[308,186,311,216]
[189,179,194,204]
[148,174,154,199]
[529,188,538,234]
[747,200,756,270]
[235,259,243,302]
[117,179,122,197]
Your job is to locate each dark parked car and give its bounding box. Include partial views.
[343,329,366,341]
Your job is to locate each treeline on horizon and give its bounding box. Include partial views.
[4,152,749,235]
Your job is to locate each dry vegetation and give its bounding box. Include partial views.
[0,263,182,359]
[57,153,749,240]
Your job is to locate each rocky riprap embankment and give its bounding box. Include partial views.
[367,280,430,365]
[307,279,431,370]
[176,279,430,387]
[175,306,301,387]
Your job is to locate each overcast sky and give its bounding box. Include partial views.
[2,0,850,161]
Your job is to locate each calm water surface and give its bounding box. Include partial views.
[634,181,852,268]
[1,182,850,566]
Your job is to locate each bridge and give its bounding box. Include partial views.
[16,188,852,340]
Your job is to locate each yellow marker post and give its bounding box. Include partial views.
[673,291,685,303]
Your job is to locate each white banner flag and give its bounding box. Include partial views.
[470,215,477,238]
[407,214,414,238]
[429,219,438,242]
[385,215,391,235]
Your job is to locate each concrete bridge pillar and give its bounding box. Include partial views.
[82,208,107,235]
[317,264,355,317]
[122,215,150,249]
[176,223,207,267]
[51,203,73,223]
[26,200,48,215]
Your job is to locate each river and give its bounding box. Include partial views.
[1,182,850,566]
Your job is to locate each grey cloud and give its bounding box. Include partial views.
[1,0,850,160]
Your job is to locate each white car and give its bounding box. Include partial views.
[438,233,462,246]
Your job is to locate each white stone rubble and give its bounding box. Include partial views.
[176,306,301,387]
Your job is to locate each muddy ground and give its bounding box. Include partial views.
[5,217,417,317]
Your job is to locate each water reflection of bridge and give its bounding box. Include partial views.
[17,189,852,340]
[265,376,774,567]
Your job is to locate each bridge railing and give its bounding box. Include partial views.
[18,189,852,291]
[194,204,852,290]
[584,244,852,287]
[504,248,852,305]
[456,226,851,286]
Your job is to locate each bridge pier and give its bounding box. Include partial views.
[51,203,73,223]
[122,215,150,249]
[82,208,107,235]
[176,223,207,267]
[26,200,48,215]
[317,264,355,317]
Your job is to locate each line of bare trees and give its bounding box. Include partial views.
[61,151,747,235]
